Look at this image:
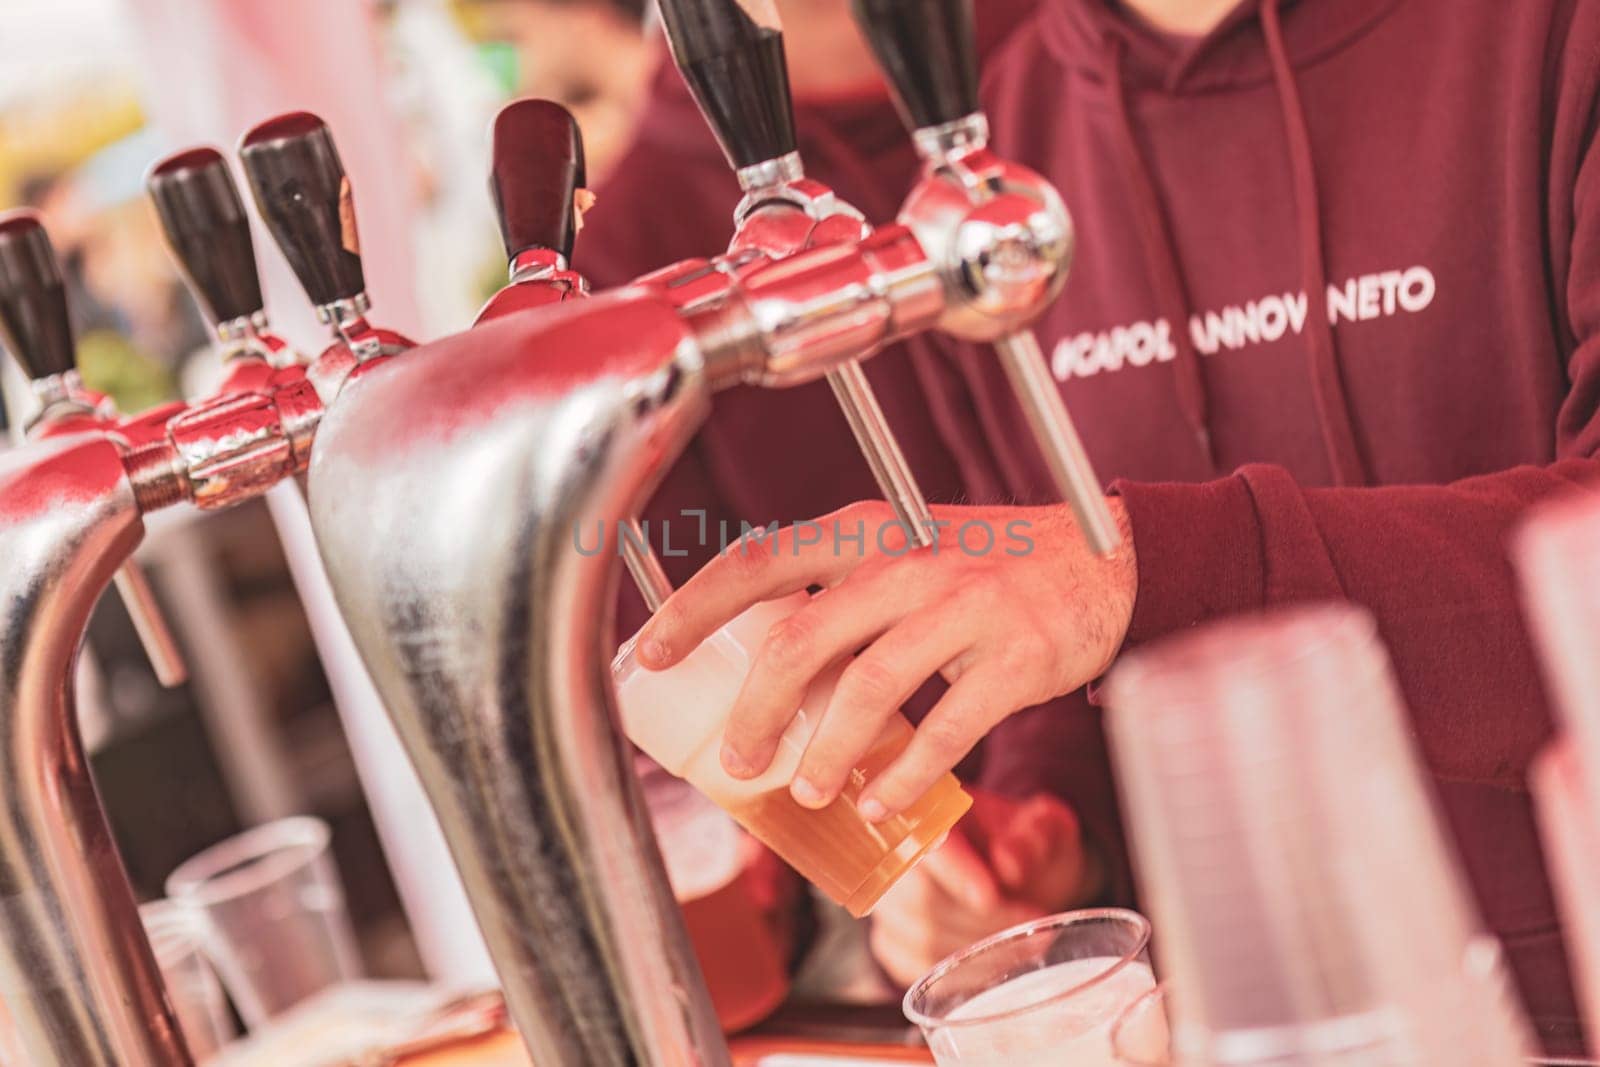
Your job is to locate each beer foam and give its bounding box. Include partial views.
[934,958,1157,1067]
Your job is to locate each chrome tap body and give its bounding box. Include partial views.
[307,196,1056,1066]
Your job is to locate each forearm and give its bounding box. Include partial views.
[1115,459,1600,785]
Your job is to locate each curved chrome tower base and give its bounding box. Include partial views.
[308,294,731,1067]
[0,436,190,1066]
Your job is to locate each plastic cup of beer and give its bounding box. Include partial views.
[1109,983,1173,1065]
[165,816,362,1027]
[615,592,972,917]
[902,908,1155,1067]
[140,900,237,1060]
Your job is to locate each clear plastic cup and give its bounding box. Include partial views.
[1516,491,1600,805]
[615,592,972,917]
[1110,983,1172,1066]
[639,759,790,1032]
[902,908,1155,1067]
[1532,739,1600,1060]
[165,816,362,1027]
[140,900,236,1061]
[1518,493,1600,1054]
[1104,604,1532,1066]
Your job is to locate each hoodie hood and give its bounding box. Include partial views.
[1041,0,1401,95]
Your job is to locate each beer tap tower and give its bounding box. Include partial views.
[0,214,195,1065]
[0,216,190,688]
[148,143,498,985]
[0,5,1105,1063]
[0,114,403,1064]
[306,4,1097,1066]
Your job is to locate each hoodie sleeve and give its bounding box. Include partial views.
[1117,461,1600,787]
[1115,53,1600,788]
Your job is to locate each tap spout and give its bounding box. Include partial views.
[0,435,190,1065]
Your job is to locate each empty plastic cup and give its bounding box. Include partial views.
[1110,983,1172,1065]
[140,900,236,1060]
[902,908,1155,1067]
[165,816,362,1027]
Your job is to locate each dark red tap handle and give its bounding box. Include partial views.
[850,0,979,132]
[238,112,366,308]
[148,147,265,326]
[655,0,798,171]
[0,212,76,381]
[490,99,587,263]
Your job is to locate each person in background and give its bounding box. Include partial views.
[576,0,1083,994]
[469,0,656,179]
[637,0,1600,1052]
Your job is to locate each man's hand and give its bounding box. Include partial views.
[637,501,1136,820]
[869,790,1098,985]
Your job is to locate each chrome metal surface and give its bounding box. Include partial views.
[17,384,190,689]
[993,332,1119,554]
[315,291,373,327]
[0,435,191,1065]
[216,309,270,344]
[722,225,946,387]
[308,292,732,1067]
[735,151,804,194]
[622,518,675,614]
[22,370,104,433]
[112,559,189,687]
[825,362,935,548]
[911,112,990,162]
[726,169,937,550]
[216,312,298,368]
[900,138,1117,553]
[898,145,1073,342]
[121,365,325,514]
[509,246,578,287]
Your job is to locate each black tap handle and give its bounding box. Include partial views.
[148,147,265,326]
[238,112,365,308]
[0,212,76,381]
[655,0,797,171]
[490,99,587,263]
[850,0,979,132]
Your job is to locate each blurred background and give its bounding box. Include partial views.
[0,0,662,983]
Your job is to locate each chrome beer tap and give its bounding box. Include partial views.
[0,115,403,1064]
[477,98,590,325]
[306,68,1069,1062]
[147,146,301,384]
[0,213,190,688]
[480,98,675,611]
[656,0,938,549]
[239,112,415,401]
[851,0,1121,554]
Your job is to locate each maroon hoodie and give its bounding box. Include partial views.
[584,0,1589,1049]
[912,0,1599,1049]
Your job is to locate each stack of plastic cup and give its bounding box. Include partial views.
[1517,491,1600,1051]
[1104,604,1532,1065]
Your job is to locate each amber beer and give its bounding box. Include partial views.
[616,593,972,918]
